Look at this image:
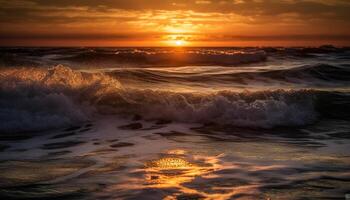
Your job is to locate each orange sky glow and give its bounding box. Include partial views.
[0,0,350,47]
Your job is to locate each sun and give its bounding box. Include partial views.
[164,35,189,47]
[175,40,184,46]
[163,33,190,47]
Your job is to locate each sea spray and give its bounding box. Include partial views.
[0,65,322,133]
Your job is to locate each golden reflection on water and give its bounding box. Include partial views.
[145,157,202,189]
[143,149,258,200]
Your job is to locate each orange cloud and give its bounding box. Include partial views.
[0,0,349,46]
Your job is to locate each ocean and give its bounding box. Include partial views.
[0,46,349,199]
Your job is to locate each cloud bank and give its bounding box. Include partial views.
[0,0,349,46]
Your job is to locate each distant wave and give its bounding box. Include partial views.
[262,46,350,57]
[233,63,350,82]
[107,63,350,87]
[2,46,349,68]
[2,65,349,133]
[57,49,267,66]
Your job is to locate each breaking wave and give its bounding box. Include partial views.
[0,65,121,133]
[1,65,348,133]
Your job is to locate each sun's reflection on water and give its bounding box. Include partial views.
[142,149,258,200]
[145,157,203,188]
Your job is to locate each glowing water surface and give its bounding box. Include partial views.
[1,117,349,200]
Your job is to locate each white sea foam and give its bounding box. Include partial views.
[107,89,317,128]
[0,65,121,133]
[0,65,318,133]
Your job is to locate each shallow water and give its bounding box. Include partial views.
[0,47,350,199]
[0,117,350,199]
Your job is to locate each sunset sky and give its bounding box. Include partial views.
[0,0,350,46]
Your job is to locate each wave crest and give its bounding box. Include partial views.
[0,66,324,132]
[61,49,267,66]
[263,63,350,81]
[0,65,121,133]
[107,89,318,128]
